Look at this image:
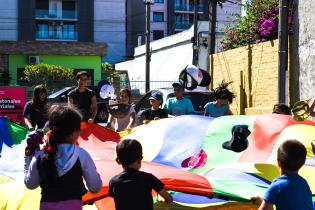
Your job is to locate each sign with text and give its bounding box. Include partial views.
[0,87,26,123]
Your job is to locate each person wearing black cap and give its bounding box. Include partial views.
[140,91,168,123]
[163,82,194,116]
[68,71,97,122]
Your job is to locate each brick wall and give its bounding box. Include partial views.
[210,39,294,115]
[0,41,106,56]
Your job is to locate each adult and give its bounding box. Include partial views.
[107,88,136,132]
[163,82,194,116]
[23,85,48,130]
[68,71,97,123]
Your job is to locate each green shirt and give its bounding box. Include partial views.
[163,97,194,116]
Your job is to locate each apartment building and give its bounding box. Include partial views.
[0,0,106,85]
[126,0,241,58]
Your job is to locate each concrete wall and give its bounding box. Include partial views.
[94,0,126,64]
[293,0,315,101]
[0,0,18,41]
[211,39,294,115]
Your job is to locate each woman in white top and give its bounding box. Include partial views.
[107,88,136,132]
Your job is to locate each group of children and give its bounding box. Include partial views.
[24,103,313,210]
[22,74,312,210]
[24,105,172,210]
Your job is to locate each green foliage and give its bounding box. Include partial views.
[24,63,74,93]
[101,62,114,73]
[221,0,279,50]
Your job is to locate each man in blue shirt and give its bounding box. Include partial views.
[254,140,313,210]
[163,82,194,116]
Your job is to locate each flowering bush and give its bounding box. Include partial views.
[221,0,293,51]
[24,63,74,93]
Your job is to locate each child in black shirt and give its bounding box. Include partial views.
[109,139,173,210]
[140,91,168,123]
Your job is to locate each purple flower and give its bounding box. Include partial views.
[258,18,276,37]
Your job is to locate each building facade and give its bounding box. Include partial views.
[18,0,93,42]
[94,0,126,63]
[0,0,106,85]
[126,0,241,59]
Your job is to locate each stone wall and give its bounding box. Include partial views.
[293,0,315,101]
[211,39,295,115]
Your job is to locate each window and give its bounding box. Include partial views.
[153,30,164,40]
[154,0,164,3]
[153,12,164,22]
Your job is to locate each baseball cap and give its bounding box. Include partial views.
[149,91,163,101]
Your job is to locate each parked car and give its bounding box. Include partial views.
[47,86,110,123]
[135,88,215,119]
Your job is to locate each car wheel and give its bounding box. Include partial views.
[96,108,108,123]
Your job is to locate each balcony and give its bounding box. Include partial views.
[174,4,204,13]
[35,9,77,20]
[175,21,192,30]
[36,30,78,41]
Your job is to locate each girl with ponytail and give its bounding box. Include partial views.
[24,105,102,210]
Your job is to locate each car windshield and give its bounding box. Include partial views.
[48,87,73,98]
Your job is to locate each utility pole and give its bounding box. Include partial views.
[278,0,288,104]
[144,0,154,92]
[207,0,217,89]
[192,0,198,66]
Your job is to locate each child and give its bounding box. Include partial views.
[255,140,313,210]
[23,84,48,130]
[204,81,235,118]
[24,105,102,210]
[272,103,291,115]
[107,88,136,132]
[109,139,173,210]
[163,82,194,116]
[140,91,168,123]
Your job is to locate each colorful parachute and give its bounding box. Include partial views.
[0,115,315,209]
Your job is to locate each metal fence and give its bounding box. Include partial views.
[0,78,177,98]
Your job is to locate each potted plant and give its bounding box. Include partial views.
[0,70,10,86]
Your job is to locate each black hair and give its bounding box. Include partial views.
[214,81,236,103]
[273,103,291,115]
[116,139,143,167]
[38,105,82,183]
[32,84,47,108]
[76,71,90,80]
[277,140,307,171]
